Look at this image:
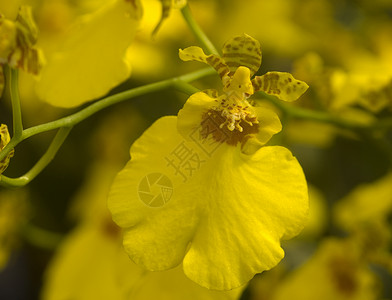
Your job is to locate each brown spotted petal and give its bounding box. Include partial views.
[252,71,309,102]
[222,34,262,77]
[0,124,14,174]
[179,46,230,80]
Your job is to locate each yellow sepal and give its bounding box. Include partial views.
[179,46,229,79]
[252,71,309,102]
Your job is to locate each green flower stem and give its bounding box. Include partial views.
[260,92,392,131]
[181,5,220,56]
[0,67,215,187]
[0,126,72,187]
[0,67,214,162]
[7,67,23,138]
[20,67,212,139]
[175,66,215,82]
[172,80,201,95]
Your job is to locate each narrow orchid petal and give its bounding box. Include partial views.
[252,71,309,102]
[179,46,230,79]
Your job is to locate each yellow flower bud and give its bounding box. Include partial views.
[0,124,14,174]
[0,6,44,76]
[0,15,17,62]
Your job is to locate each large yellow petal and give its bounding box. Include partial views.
[44,154,242,300]
[36,0,142,108]
[109,116,308,290]
[183,145,308,290]
[109,116,202,271]
[42,219,243,300]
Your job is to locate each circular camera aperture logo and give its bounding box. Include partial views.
[138,173,173,207]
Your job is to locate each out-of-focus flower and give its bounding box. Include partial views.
[334,173,392,273]
[0,124,14,175]
[108,34,309,290]
[0,189,29,269]
[0,0,143,108]
[209,0,314,57]
[293,25,392,114]
[0,5,44,96]
[152,0,187,36]
[297,185,328,240]
[126,0,218,81]
[42,209,243,300]
[35,0,143,107]
[334,173,392,230]
[272,238,380,300]
[283,119,338,148]
[42,160,242,300]
[286,51,381,148]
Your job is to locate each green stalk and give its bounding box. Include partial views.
[0,67,214,187]
[260,92,392,131]
[0,67,214,164]
[181,5,219,55]
[21,68,211,139]
[8,67,23,138]
[0,127,72,187]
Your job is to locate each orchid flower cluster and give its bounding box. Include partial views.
[0,1,391,299]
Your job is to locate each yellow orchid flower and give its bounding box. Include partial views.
[0,124,14,175]
[334,172,392,231]
[0,5,44,97]
[333,173,392,272]
[179,33,309,103]
[108,34,309,290]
